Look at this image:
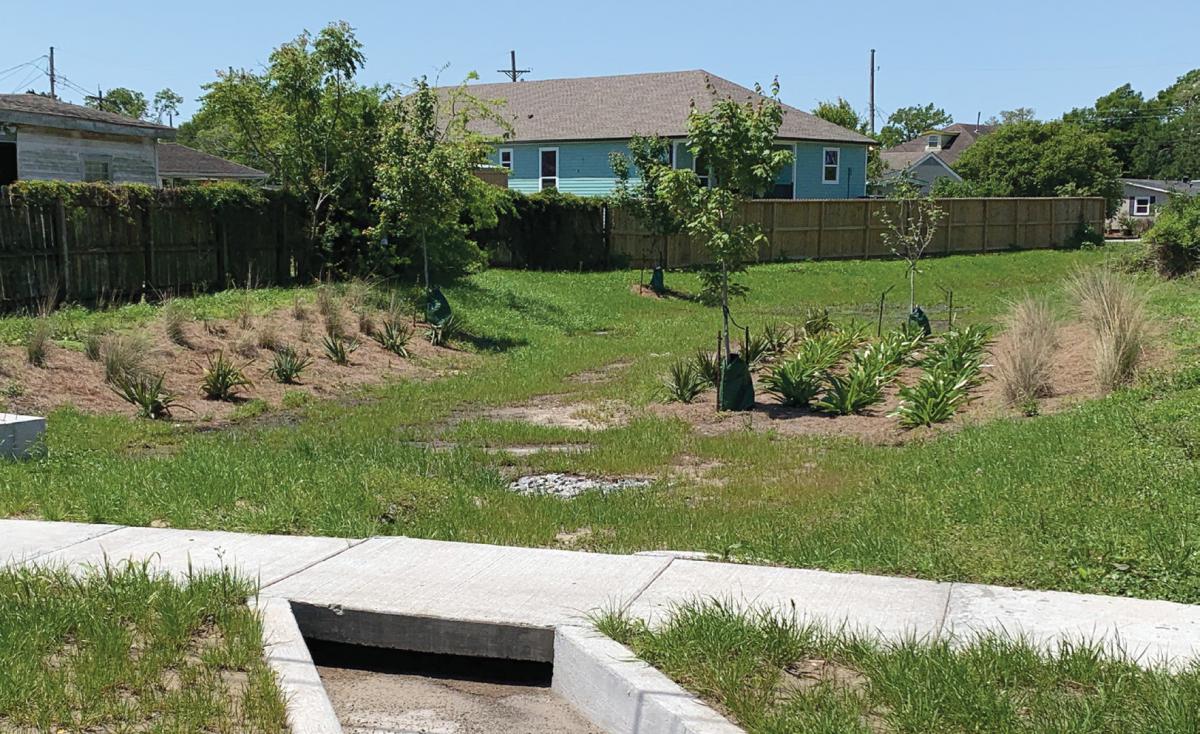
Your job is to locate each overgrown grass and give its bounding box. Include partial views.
[0,564,285,732]
[2,247,1199,603]
[598,600,1200,734]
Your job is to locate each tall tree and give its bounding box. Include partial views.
[1135,70,1200,181]
[88,87,148,120]
[878,104,953,147]
[812,98,867,134]
[987,107,1037,125]
[152,88,184,126]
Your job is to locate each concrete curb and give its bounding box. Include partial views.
[256,598,343,734]
[553,625,743,734]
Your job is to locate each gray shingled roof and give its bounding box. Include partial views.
[1121,178,1200,196]
[452,70,877,145]
[0,94,173,138]
[157,143,268,180]
[881,123,996,172]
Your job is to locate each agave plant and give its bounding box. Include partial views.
[662,359,708,403]
[693,349,722,388]
[761,357,823,408]
[110,371,177,420]
[373,318,413,357]
[265,346,312,384]
[323,335,358,366]
[814,362,888,416]
[892,367,973,428]
[200,351,252,401]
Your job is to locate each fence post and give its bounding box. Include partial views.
[55,201,69,303]
[214,212,227,290]
[1048,199,1057,248]
[981,199,990,252]
[816,201,824,259]
[862,201,871,258]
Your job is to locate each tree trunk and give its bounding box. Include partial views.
[908,266,916,313]
[422,231,430,292]
[722,263,731,355]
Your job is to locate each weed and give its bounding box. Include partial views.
[265,346,312,384]
[161,299,189,346]
[100,334,145,383]
[25,318,51,367]
[323,335,357,365]
[110,371,177,419]
[230,398,269,422]
[2,380,24,399]
[693,349,722,388]
[995,296,1058,405]
[281,390,312,410]
[662,359,708,403]
[200,351,252,401]
[761,357,823,407]
[373,318,412,357]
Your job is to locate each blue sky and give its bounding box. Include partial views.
[4,0,1197,129]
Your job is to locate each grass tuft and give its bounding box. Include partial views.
[25,318,51,367]
[1068,269,1151,390]
[995,296,1059,406]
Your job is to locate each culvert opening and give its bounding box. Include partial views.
[306,638,554,687]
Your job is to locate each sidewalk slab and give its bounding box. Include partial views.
[627,560,951,641]
[30,526,358,587]
[263,536,673,631]
[0,519,120,565]
[943,583,1200,669]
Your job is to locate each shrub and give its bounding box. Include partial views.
[761,357,822,407]
[323,335,358,365]
[1145,194,1200,277]
[892,367,972,428]
[662,359,708,403]
[814,362,887,415]
[161,300,189,346]
[25,318,51,367]
[265,347,312,384]
[101,334,145,383]
[373,318,412,357]
[110,371,176,419]
[1067,269,1150,390]
[994,297,1058,406]
[200,351,252,400]
[693,350,722,388]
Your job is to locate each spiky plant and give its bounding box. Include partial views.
[200,351,252,401]
[814,362,888,416]
[761,321,796,357]
[110,371,177,420]
[761,357,823,408]
[662,359,708,403]
[693,350,722,388]
[323,335,358,365]
[265,346,312,384]
[373,318,413,357]
[25,318,51,367]
[427,315,465,347]
[101,334,145,384]
[738,333,772,370]
[892,366,973,428]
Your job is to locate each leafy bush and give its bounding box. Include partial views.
[995,297,1058,406]
[265,347,312,384]
[693,350,722,388]
[200,351,252,400]
[761,357,822,407]
[1145,194,1200,277]
[696,266,748,306]
[1068,269,1150,390]
[25,318,51,367]
[814,362,888,415]
[662,359,708,403]
[323,335,358,365]
[110,371,177,419]
[892,367,972,428]
[373,318,412,357]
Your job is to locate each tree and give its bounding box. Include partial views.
[659,78,793,361]
[952,120,1122,211]
[88,87,148,120]
[609,135,686,283]
[1064,84,1149,174]
[878,104,953,147]
[1135,70,1200,181]
[372,75,508,284]
[877,186,947,313]
[191,21,384,258]
[987,107,1037,125]
[812,98,867,134]
[153,88,184,126]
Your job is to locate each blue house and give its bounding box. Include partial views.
[462,70,876,199]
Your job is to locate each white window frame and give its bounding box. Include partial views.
[498,147,513,171]
[538,147,558,191]
[926,135,941,150]
[1133,196,1152,217]
[822,147,840,185]
[673,141,711,186]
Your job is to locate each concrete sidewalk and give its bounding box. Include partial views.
[3,519,1199,669]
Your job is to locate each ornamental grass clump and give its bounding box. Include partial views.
[200,351,252,401]
[101,334,146,384]
[994,297,1059,407]
[1067,268,1150,391]
[161,299,189,347]
[25,318,51,367]
[662,359,708,403]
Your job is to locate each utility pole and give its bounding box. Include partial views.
[48,46,56,99]
[497,50,529,82]
[869,49,876,136]
[85,85,105,111]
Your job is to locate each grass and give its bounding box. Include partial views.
[1069,268,1151,390]
[0,563,285,732]
[597,600,1200,734]
[2,246,1200,604]
[995,296,1059,406]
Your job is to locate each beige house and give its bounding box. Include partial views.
[0,94,173,187]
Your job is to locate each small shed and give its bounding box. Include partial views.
[157,143,268,186]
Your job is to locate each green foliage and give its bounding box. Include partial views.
[662,359,708,403]
[878,103,953,148]
[25,318,51,367]
[426,314,465,347]
[372,317,412,357]
[794,330,856,373]
[877,193,947,311]
[152,88,183,125]
[322,335,357,365]
[609,136,686,266]
[1146,194,1200,276]
[952,120,1123,213]
[761,357,823,407]
[892,367,973,428]
[200,351,252,400]
[815,361,888,415]
[812,97,868,134]
[922,325,991,381]
[738,332,773,370]
[86,87,148,119]
[760,321,796,357]
[109,371,177,419]
[265,346,312,384]
[101,334,145,384]
[161,300,189,346]
[692,349,722,388]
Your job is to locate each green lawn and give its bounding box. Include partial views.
[3,245,1199,603]
[598,601,1200,734]
[0,564,285,732]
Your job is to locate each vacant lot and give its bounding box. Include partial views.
[2,245,1199,603]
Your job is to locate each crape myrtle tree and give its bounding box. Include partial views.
[371,74,509,289]
[609,135,686,288]
[659,78,793,358]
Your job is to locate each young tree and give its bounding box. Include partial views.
[87,87,148,119]
[372,74,508,289]
[877,185,947,314]
[878,103,953,147]
[152,88,184,126]
[609,135,686,286]
[659,78,793,360]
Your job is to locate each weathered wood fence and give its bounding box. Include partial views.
[0,188,313,308]
[611,197,1107,268]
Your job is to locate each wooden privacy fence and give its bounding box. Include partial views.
[0,189,313,308]
[611,197,1107,268]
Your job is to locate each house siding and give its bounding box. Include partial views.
[491,139,867,199]
[16,126,159,185]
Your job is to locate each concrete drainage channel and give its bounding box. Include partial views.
[258,599,742,734]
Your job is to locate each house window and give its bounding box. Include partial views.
[83,158,111,182]
[1133,197,1152,216]
[498,148,513,171]
[927,135,941,150]
[539,148,558,191]
[694,152,711,188]
[822,148,840,184]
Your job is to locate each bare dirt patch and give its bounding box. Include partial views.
[483,395,628,431]
[567,360,633,384]
[0,307,466,425]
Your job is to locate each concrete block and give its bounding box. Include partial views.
[262,537,673,659]
[553,626,743,734]
[628,560,951,641]
[0,413,46,459]
[256,598,343,734]
[0,519,121,565]
[944,583,1200,670]
[33,527,358,587]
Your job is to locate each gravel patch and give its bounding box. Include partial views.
[508,473,652,499]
